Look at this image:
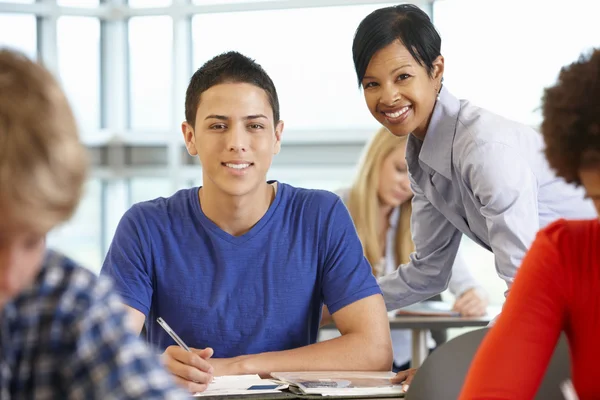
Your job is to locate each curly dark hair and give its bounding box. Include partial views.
[541,48,600,186]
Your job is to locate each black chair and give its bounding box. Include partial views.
[405,328,571,400]
[535,334,570,400]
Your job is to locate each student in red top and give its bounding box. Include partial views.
[459,48,600,399]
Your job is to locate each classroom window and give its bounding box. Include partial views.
[56,0,100,7]
[57,16,101,133]
[192,0,282,4]
[128,0,171,7]
[47,179,103,274]
[128,16,173,131]
[129,177,175,205]
[433,0,600,126]
[0,14,36,60]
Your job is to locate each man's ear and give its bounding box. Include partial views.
[181,121,198,156]
[273,120,284,155]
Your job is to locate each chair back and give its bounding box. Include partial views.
[405,329,571,400]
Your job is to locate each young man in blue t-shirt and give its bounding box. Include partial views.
[101,51,393,393]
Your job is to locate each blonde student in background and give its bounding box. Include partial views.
[336,127,488,371]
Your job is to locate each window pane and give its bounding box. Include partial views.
[129,16,173,131]
[57,16,101,133]
[434,0,600,126]
[0,14,36,60]
[192,4,399,132]
[267,168,354,192]
[192,0,279,4]
[130,177,175,205]
[47,179,103,274]
[129,0,171,7]
[57,0,100,6]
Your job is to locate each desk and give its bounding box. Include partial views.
[390,314,492,368]
[321,307,499,368]
[191,393,403,399]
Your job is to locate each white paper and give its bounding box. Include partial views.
[193,374,287,397]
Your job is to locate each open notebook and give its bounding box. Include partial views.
[270,371,404,397]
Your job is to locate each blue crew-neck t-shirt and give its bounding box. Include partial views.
[101,182,381,357]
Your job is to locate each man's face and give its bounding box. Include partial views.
[0,214,46,308]
[182,82,283,197]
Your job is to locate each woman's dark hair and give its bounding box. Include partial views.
[352,4,442,87]
[541,48,600,186]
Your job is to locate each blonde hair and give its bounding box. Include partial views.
[0,49,88,233]
[347,127,413,275]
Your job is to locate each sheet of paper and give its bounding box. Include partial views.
[193,374,287,397]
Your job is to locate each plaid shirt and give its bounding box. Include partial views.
[0,250,188,400]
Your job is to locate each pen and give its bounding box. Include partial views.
[157,317,191,352]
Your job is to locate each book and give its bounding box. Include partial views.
[395,301,460,317]
[270,371,404,397]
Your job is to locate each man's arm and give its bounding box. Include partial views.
[319,305,332,327]
[378,174,463,310]
[100,206,155,321]
[210,294,392,376]
[124,305,146,334]
[101,206,214,393]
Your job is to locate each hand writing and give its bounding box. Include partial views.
[162,346,214,393]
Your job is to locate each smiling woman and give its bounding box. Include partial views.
[353,5,443,139]
[350,3,597,386]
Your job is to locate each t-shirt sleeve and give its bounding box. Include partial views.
[321,197,382,315]
[100,205,153,316]
[459,221,569,400]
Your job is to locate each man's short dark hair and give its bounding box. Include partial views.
[185,51,280,126]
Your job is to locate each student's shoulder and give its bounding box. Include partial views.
[118,188,198,235]
[279,182,343,211]
[538,218,600,250]
[532,219,600,292]
[127,187,197,217]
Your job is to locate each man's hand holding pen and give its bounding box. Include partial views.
[162,346,215,393]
